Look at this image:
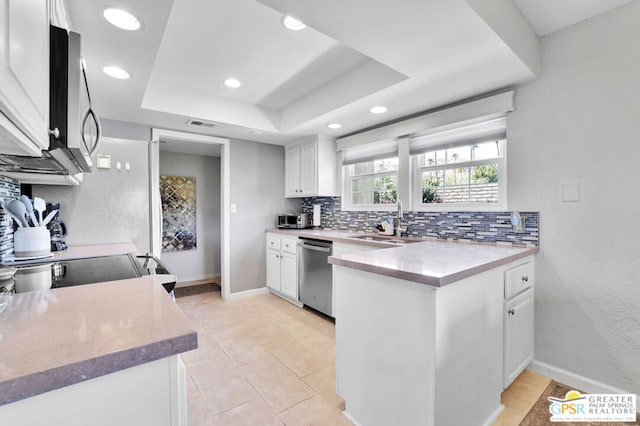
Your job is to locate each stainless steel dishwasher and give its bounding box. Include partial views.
[297,238,333,317]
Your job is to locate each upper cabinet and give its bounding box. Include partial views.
[285,135,337,198]
[0,0,50,156]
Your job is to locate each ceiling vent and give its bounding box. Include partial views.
[186,118,216,128]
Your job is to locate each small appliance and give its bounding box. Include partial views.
[277,213,311,229]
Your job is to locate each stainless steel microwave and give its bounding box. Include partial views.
[277,213,311,229]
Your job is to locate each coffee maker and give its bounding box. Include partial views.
[45,203,68,251]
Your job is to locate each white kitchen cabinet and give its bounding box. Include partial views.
[265,233,299,302]
[503,263,535,388]
[285,135,337,198]
[0,0,50,155]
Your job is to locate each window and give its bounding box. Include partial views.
[410,116,507,209]
[345,157,398,208]
[337,93,513,212]
[414,140,505,207]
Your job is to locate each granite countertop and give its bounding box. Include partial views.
[329,240,538,287]
[0,276,197,406]
[268,228,538,286]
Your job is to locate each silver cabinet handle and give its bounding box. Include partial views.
[522,276,529,282]
[48,128,60,138]
[508,308,515,315]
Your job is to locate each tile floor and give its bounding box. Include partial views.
[176,287,551,425]
[176,288,349,425]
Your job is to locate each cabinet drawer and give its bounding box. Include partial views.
[505,262,534,299]
[281,238,298,255]
[266,234,280,250]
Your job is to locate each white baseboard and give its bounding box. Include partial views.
[269,289,304,308]
[482,404,505,426]
[175,273,220,286]
[529,360,640,409]
[341,410,362,426]
[227,286,270,300]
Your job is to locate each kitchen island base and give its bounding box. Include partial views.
[334,261,518,426]
[0,355,187,426]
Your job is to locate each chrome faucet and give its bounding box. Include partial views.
[396,200,407,237]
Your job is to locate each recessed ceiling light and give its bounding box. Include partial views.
[370,106,388,114]
[103,66,130,79]
[328,123,342,129]
[224,78,242,88]
[282,15,306,31]
[103,8,141,31]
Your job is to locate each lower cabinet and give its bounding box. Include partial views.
[266,233,298,301]
[503,262,535,388]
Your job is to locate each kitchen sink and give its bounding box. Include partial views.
[348,235,420,244]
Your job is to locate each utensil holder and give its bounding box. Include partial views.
[13,227,51,257]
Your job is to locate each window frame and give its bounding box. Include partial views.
[411,140,507,211]
[342,157,400,212]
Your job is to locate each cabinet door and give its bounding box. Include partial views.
[285,145,301,197]
[299,140,317,195]
[280,251,298,300]
[266,249,281,291]
[0,0,49,153]
[504,288,534,388]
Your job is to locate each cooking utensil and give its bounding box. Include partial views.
[1,202,24,228]
[41,210,59,227]
[7,200,29,227]
[33,197,46,226]
[21,196,39,227]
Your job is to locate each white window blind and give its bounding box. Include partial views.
[341,138,398,165]
[409,117,506,156]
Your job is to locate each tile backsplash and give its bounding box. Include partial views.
[0,175,21,257]
[302,197,539,247]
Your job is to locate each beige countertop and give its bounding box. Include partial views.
[0,275,197,407]
[267,228,408,248]
[268,228,538,286]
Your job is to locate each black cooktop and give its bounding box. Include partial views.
[0,254,175,294]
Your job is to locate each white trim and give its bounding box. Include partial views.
[482,404,505,426]
[227,286,270,300]
[337,91,515,150]
[268,289,304,308]
[150,129,231,301]
[341,410,362,426]
[529,360,640,409]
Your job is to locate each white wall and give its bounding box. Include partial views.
[159,151,221,282]
[229,139,301,294]
[32,137,151,252]
[508,2,640,394]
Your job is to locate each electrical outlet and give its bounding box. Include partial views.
[510,212,526,233]
[230,204,237,214]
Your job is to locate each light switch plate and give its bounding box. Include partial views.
[230,204,237,213]
[96,155,111,169]
[562,182,580,202]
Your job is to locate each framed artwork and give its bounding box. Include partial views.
[160,175,196,252]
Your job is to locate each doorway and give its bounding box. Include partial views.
[149,129,231,300]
